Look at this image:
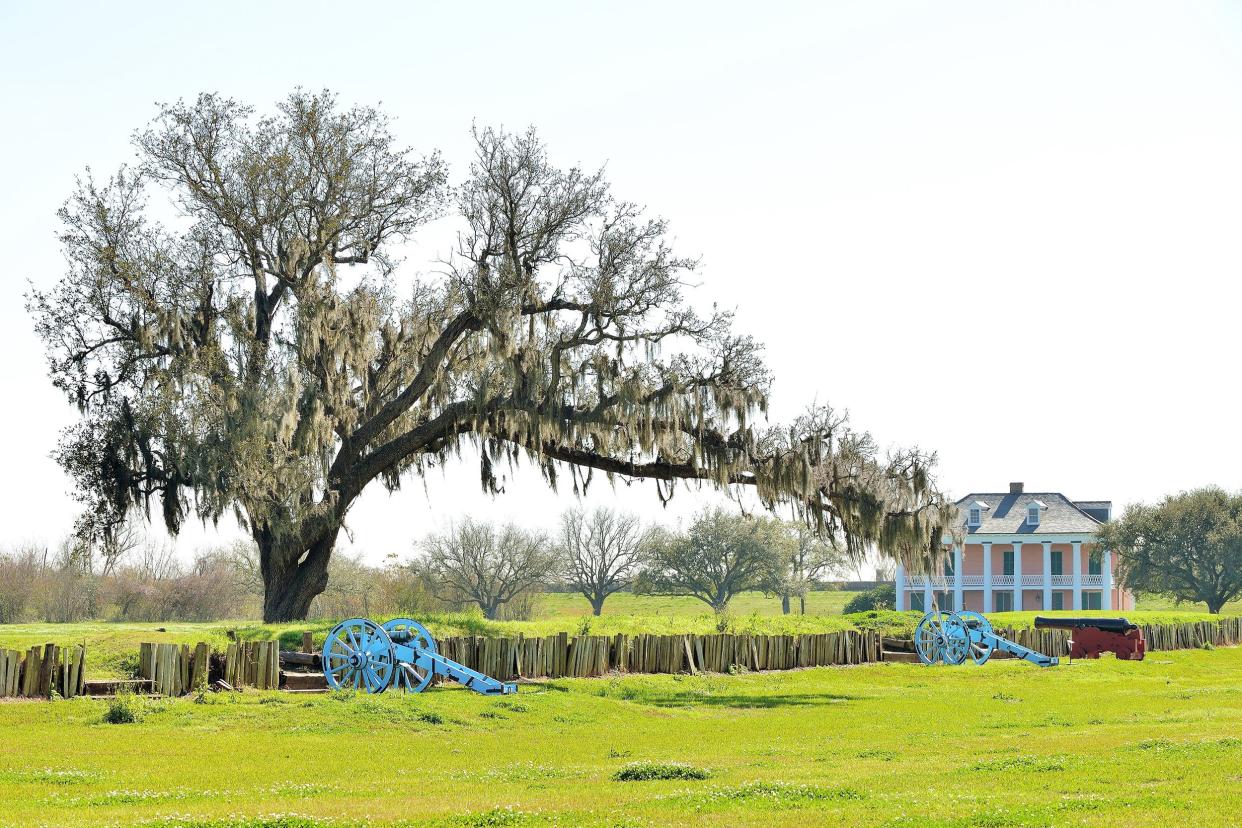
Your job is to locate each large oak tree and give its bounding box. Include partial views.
[32,91,952,621]
[1099,487,1242,614]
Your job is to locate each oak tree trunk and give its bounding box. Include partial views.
[259,526,339,622]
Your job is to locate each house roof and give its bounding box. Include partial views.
[956,491,1104,535]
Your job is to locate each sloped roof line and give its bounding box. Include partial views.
[955,492,1104,523]
[952,490,1105,533]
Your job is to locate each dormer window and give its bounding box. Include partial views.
[1027,501,1046,526]
[967,500,988,527]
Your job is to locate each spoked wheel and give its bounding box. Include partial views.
[382,618,436,693]
[322,618,396,693]
[914,610,952,664]
[953,611,995,665]
[940,615,971,665]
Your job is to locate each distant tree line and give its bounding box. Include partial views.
[416,505,851,619]
[0,506,856,624]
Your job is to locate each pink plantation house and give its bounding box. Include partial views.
[896,482,1135,613]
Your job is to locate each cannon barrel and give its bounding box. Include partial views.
[1033,616,1137,634]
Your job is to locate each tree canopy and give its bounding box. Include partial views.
[639,508,789,612]
[31,90,952,621]
[1099,487,1242,614]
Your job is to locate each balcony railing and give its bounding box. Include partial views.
[901,574,1104,590]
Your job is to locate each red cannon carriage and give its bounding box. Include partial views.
[1034,616,1146,661]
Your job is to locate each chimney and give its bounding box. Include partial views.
[1010,482,1024,494]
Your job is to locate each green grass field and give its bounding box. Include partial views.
[1,646,1240,827]
[536,589,856,619]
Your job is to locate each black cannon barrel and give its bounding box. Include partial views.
[1034,616,1137,633]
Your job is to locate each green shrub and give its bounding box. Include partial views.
[102,694,143,725]
[613,761,711,781]
[843,584,895,614]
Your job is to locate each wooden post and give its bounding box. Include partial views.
[0,650,13,698]
[76,645,86,697]
[302,631,314,654]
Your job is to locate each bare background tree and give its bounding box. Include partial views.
[772,523,848,614]
[422,518,556,619]
[638,508,788,613]
[31,91,950,620]
[558,507,651,615]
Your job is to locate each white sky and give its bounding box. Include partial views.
[2,1,1240,568]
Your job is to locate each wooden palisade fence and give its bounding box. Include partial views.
[0,644,87,698]
[435,616,1242,681]
[223,640,280,690]
[136,640,279,693]
[435,629,887,680]
[138,642,213,696]
[4,617,1242,699]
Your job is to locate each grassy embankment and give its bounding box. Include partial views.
[0,646,1239,826]
[2,589,1240,680]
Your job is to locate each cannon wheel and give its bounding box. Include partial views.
[914,611,950,664]
[940,615,971,665]
[382,618,436,693]
[322,618,396,693]
[953,611,994,665]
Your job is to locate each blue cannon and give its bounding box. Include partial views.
[322,617,517,694]
[913,610,1058,667]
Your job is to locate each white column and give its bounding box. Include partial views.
[923,574,933,613]
[1042,541,1053,610]
[1012,543,1023,612]
[953,543,964,611]
[895,562,906,611]
[1101,549,1113,611]
[982,541,993,613]
[1072,541,1083,610]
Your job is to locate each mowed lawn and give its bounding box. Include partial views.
[1,647,1241,827]
[537,588,856,619]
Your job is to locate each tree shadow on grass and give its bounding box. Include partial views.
[639,691,861,709]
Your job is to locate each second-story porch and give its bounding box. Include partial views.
[894,533,1127,612]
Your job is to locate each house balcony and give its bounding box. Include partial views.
[901,574,1104,590]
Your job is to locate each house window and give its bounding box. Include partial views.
[1002,550,1015,577]
[1051,550,1063,576]
[1084,592,1102,610]
[1052,592,1064,610]
[943,558,955,578]
[1088,552,1102,576]
[938,591,955,610]
[1028,504,1040,525]
[911,592,925,612]
[969,508,981,527]
[994,592,1014,612]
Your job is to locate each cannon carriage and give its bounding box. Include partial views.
[913,610,1058,667]
[321,617,517,695]
[1034,615,1146,660]
[913,610,1149,666]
